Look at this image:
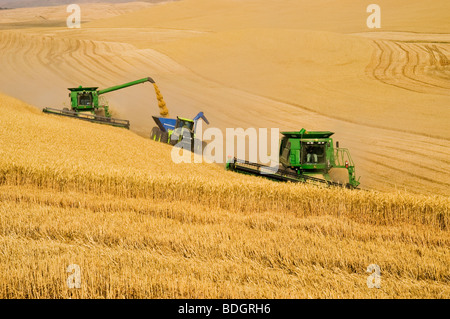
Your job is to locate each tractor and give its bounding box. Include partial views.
[150,112,209,153]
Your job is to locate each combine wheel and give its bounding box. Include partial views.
[286,167,296,174]
[280,167,296,177]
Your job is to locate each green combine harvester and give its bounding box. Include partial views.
[43,77,160,129]
[226,128,360,189]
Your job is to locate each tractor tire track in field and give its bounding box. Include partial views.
[367,39,450,95]
[0,32,141,86]
[360,155,450,188]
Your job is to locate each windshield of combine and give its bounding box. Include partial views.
[78,93,93,106]
[302,142,326,164]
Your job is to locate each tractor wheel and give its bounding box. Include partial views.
[169,136,178,146]
[170,131,180,145]
[284,167,297,176]
[192,139,200,154]
[192,139,206,155]
[168,131,178,146]
[150,127,161,141]
[160,131,169,144]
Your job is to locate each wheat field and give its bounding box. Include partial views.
[0,0,449,299]
[0,93,448,298]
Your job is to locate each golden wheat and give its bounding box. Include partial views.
[0,93,448,298]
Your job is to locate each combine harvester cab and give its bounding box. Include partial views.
[150,112,209,153]
[227,128,360,189]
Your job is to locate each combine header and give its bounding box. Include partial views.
[43,77,169,129]
[226,128,360,189]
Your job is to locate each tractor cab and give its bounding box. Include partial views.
[175,117,195,133]
[170,117,196,144]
